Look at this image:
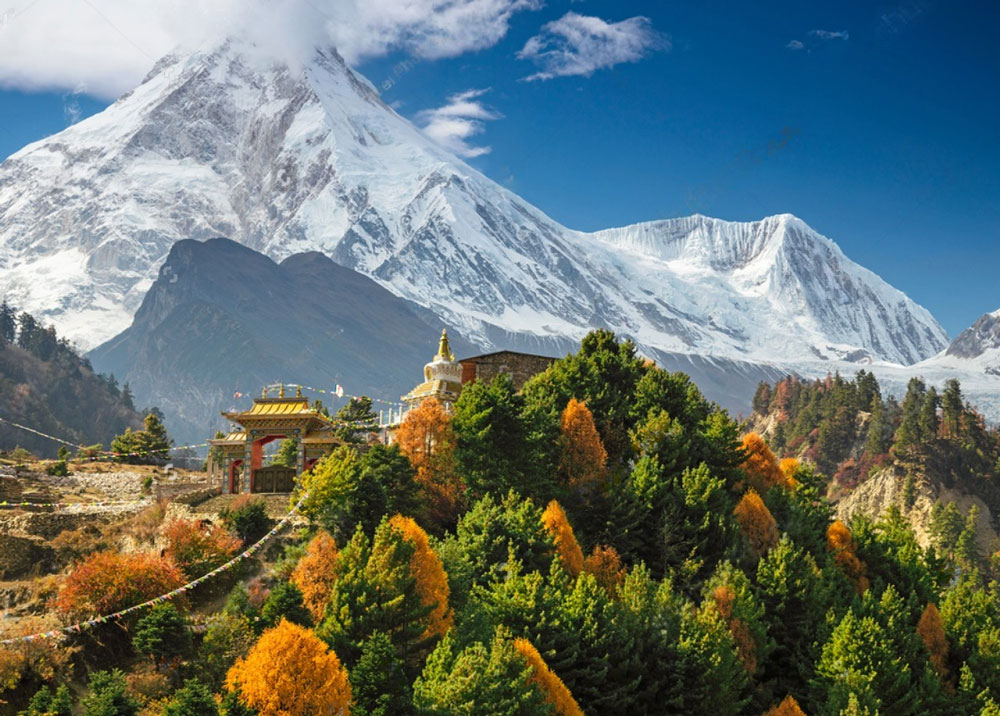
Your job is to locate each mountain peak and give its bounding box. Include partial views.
[0,41,948,370]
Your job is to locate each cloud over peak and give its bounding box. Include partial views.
[518,12,668,81]
[0,0,544,98]
[417,88,501,158]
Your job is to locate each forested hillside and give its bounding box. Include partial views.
[751,372,1000,536]
[3,332,1000,716]
[0,302,143,457]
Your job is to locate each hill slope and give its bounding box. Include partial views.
[88,238,480,443]
[0,318,142,457]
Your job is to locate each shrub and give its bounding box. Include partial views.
[22,684,73,716]
[162,519,241,580]
[0,616,78,694]
[162,679,219,716]
[196,614,256,690]
[53,551,185,620]
[82,669,141,716]
[46,460,69,477]
[220,496,271,545]
[132,603,192,665]
[259,582,311,629]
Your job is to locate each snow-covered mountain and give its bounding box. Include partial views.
[0,37,950,373]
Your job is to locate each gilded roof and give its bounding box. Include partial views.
[246,399,312,416]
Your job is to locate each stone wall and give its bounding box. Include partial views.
[459,351,556,392]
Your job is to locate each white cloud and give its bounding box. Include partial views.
[786,39,805,50]
[0,0,542,98]
[417,88,501,158]
[808,29,850,41]
[517,12,668,81]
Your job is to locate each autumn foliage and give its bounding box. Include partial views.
[162,518,241,579]
[582,545,626,597]
[541,500,584,577]
[395,398,464,526]
[53,550,185,619]
[733,490,779,557]
[290,530,341,622]
[513,638,585,716]
[741,433,788,493]
[712,586,758,674]
[764,695,807,716]
[389,515,453,639]
[558,398,608,490]
[778,458,801,489]
[226,619,351,716]
[826,521,869,594]
[917,602,950,687]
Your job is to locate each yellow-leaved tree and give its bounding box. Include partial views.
[711,585,757,675]
[740,433,788,493]
[225,618,351,716]
[779,457,801,489]
[826,520,869,594]
[513,638,585,716]
[388,515,453,640]
[541,500,584,577]
[395,397,464,528]
[764,695,807,716]
[558,398,607,490]
[290,530,340,623]
[733,490,779,558]
[582,545,626,598]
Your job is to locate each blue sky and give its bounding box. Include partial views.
[1,0,997,336]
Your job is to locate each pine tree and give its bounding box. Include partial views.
[941,379,964,438]
[120,382,135,411]
[412,632,551,716]
[163,680,220,716]
[0,300,15,343]
[865,395,892,456]
[318,520,434,667]
[132,602,192,665]
[349,632,414,716]
[273,438,299,468]
[896,377,928,452]
[917,603,950,686]
[388,515,453,640]
[333,396,378,443]
[453,374,545,498]
[81,670,141,716]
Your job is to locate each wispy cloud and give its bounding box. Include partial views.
[517,12,668,81]
[786,29,850,51]
[417,89,501,158]
[0,0,544,98]
[808,29,850,41]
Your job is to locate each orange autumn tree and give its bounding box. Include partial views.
[162,518,241,580]
[712,585,758,675]
[582,545,626,597]
[395,398,464,526]
[741,433,788,493]
[513,638,585,716]
[290,530,340,622]
[826,521,869,594]
[389,515,453,639]
[917,602,950,686]
[779,457,801,489]
[54,550,185,619]
[764,695,807,716]
[541,500,584,577]
[558,398,607,490]
[734,490,779,557]
[226,619,350,716]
